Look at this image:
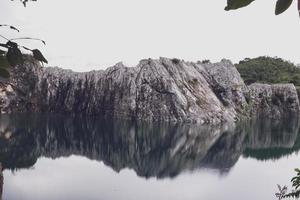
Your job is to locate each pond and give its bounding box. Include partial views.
[0,114,299,200]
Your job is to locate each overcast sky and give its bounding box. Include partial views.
[1,0,300,71]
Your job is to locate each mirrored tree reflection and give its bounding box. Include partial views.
[0,114,298,183]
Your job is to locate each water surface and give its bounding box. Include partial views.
[0,114,299,200]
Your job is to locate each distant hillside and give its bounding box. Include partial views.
[236,57,300,86]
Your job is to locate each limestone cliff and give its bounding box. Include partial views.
[249,83,300,118]
[0,56,298,123]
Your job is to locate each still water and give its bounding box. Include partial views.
[0,114,299,200]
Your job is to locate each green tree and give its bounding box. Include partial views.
[236,56,300,85]
[236,57,300,98]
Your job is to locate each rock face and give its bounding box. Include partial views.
[0,56,298,123]
[249,83,300,118]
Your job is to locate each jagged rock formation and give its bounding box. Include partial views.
[0,56,298,123]
[249,83,300,118]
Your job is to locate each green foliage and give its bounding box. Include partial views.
[225,0,255,10]
[171,58,180,64]
[6,41,23,67]
[0,24,47,79]
[0,55,10,78]
[32,49,48,64]
[276,169,300,199]
[291,169,300,189]
[0,68,10,79]
[276,185,288,200]
[236,56,300,86]
[0,55,10,69]
[225,0,300,16]
[0,25,19,32]
[275,0,293,15]
[201,59,211,64]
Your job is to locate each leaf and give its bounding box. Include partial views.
[9,26,20,32]
[6,47,23,67]
[0,55,10,68]
[32,49,48,64]
[0,24,20,32]
[21,46,31,51]
[282,186,288,194]
[10,37,46,45]
[0,50,5,55]
[0,68,10,78]
[275,193,281,197]
[225,0,255,11]
[278,184,282,191]
[0,43,8,49]
[275,0,294,15]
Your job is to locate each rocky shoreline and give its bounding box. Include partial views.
[0,56,299,124]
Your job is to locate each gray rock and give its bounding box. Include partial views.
[249,83,300,118]
[0,56,298,123]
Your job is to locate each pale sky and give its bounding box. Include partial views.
[1,0,300,72]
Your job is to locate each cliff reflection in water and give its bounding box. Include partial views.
[0,114,299,179]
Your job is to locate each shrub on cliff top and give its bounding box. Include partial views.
[236,56,300,86]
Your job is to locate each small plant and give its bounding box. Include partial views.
[188,78,198,88]
[171,58,180,64]
[276,185,288,200]
[276,168,300,199]
[201,59,211,64]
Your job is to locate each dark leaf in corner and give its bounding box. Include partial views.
[32,49,48,64]
[275,0,293,15]
[225,0,255,10]
[0,55,10,68]
[6,47,23,67]
[0,68,10,78]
